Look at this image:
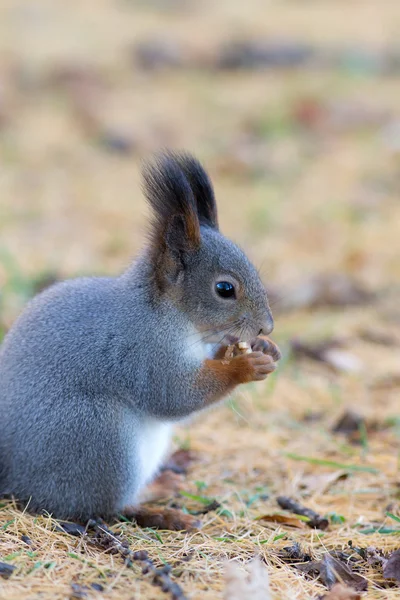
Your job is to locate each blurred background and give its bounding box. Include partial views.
[1,3,400,598]
[0,0,400,408]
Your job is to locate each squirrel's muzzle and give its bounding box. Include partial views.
[259,315,274,336]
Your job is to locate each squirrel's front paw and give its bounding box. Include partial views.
[232,351,276,384]
[250,336,281,363]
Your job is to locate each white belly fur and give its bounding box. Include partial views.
[135,331,210,492]
[138,418,172,487]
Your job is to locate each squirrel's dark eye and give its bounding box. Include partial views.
[215,281,236,299]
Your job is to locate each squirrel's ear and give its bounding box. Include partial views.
[142,152,201,266]
[175,154,219,230]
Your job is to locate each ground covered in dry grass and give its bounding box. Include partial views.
[1,1,400,599]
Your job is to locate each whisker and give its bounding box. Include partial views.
[186,326,217,338]
[188,327,230,349]
[186,323,235,339]
[207,323,240,347]
[188,330,219,348]
[189,321,241,350]
[267,290,294,309]
[237,316,252,343]
[186,317,243,347]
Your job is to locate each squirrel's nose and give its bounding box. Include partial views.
[259,316,274,336]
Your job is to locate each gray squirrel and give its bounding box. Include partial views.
[0,151,281,525]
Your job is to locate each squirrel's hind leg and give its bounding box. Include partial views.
[122,505,202,531]
[136,447,197,502]
[122,448,200,531]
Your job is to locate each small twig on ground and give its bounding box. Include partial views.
[189,500,221,515]
[89,519,188,600]
[276,496,329,530]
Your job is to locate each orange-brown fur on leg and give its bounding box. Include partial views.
[123,506,202,531]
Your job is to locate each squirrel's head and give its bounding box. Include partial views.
[143,151,273,343]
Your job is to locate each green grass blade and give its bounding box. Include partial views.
[386,512,400,524]
[284,453,379,473]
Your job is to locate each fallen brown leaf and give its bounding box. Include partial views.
[299,471,348,495]
[295,554,368,591]
[255,513,306,528]
[383,549,400,583]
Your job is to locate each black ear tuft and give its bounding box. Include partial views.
[174,153,219,230]
[142,151,201,253]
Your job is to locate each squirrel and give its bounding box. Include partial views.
[0,151,281,526]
